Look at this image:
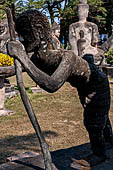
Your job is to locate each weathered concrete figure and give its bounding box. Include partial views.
[7,9,113,165]
[51,22,61,50]
[69,0,99,63]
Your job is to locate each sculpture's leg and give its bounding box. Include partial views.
[87,127,106,157]
[15,60,53,170]
[104,118,113,145]
[84,111,107,158]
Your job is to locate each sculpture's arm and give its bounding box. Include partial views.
[8,41,73,93]
[69,24,78,55]
[92,24,99,47]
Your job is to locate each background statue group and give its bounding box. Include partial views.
[5,0,113,169]
[69,0,104,65]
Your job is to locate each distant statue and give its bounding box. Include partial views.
[0,19,9,51]
[7,9,113,169]
[51,22,61,50]
[69,0,100,63]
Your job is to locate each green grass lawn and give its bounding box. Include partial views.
[0,73,113,164]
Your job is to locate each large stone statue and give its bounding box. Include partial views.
[7,9,113,168]
[69,0,99,63]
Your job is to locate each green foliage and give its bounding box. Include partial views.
[26,0,45,9]
[20,0,45,11]
[0,0,16,21]
[0,0,15,9]
[14,85,32,93]
[0,8,6,21]
[87,0,107,33]
[60,0,78,21]
[0,0,45,21]
[105,47,113,65]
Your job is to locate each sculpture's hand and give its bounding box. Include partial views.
[7,41,27,62]
[69,31,76,44]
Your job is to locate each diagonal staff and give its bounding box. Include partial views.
[6,7,53,170]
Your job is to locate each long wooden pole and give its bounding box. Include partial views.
[6,8,53,170]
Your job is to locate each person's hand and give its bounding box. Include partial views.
[7,40,26,61]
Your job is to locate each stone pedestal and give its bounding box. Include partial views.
[0,76,5,110]
[0,65,15,116]
[0,76,13,116]
[31,85,45,93]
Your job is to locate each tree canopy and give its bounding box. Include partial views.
[0,0,112,47]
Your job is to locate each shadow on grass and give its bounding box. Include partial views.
[51,143,113,169]
[0,132,110,169]
[0,130,58,164]
[51,143,92,170]
[0,141,111,169]
[0,143,94,170]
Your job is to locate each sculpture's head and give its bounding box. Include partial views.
[82,54,94,64]
[15,10,52,53]
[77,3,89,21]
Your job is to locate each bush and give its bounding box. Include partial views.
[0,53,14,66]
[105,46,113,65]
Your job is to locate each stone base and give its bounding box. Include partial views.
[5,84,15,93]
[30,86,45,93]
[0,109,14,116]
[6,152,39,162]
[5,91,18,99]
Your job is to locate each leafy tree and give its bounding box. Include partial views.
[22,0,64,24]
[42,0,64,24]
[0,7,6,21]
[36,0,108,47]
[20,0,45,11]
[59,0,108,47]
[0,0,112,47]
[0,0,16,22]
[59,0,79,47]
[103,0,113,36]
